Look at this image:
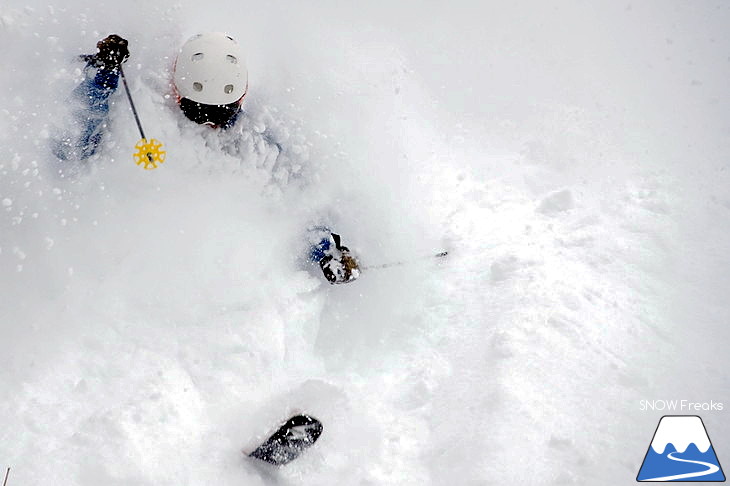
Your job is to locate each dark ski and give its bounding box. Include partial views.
[248,414,323,466]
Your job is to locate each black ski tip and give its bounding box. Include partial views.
[248,414,323,466]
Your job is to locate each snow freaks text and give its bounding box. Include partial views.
[639,400,724,412]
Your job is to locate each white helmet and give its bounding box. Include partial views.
[173,32,248,105]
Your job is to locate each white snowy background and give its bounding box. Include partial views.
[1,1,729,484]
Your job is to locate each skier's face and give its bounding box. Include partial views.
[179,97,242,128]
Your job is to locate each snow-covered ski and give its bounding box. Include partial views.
[248,414,323,466]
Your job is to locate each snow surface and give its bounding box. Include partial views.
[1,1,730,484]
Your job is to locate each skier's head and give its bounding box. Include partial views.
[173,32,248,128]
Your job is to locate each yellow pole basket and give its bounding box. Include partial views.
[133,138,166,170]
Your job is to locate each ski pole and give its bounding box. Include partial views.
[361,251,448,271]
[119,64,147,141]
[117,65,166,169]
[3,467,9,486]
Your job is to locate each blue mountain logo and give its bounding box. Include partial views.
[637,415,725,482]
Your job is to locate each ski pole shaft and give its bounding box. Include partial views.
[119,65,147,140]
[3,467,9,486]
[119,65,155,164]
[361,251,448,270]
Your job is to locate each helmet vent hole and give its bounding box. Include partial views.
[193,82,203,92]
[191,52,204,61]
[224,84,234,94]
[226,54,238,64]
